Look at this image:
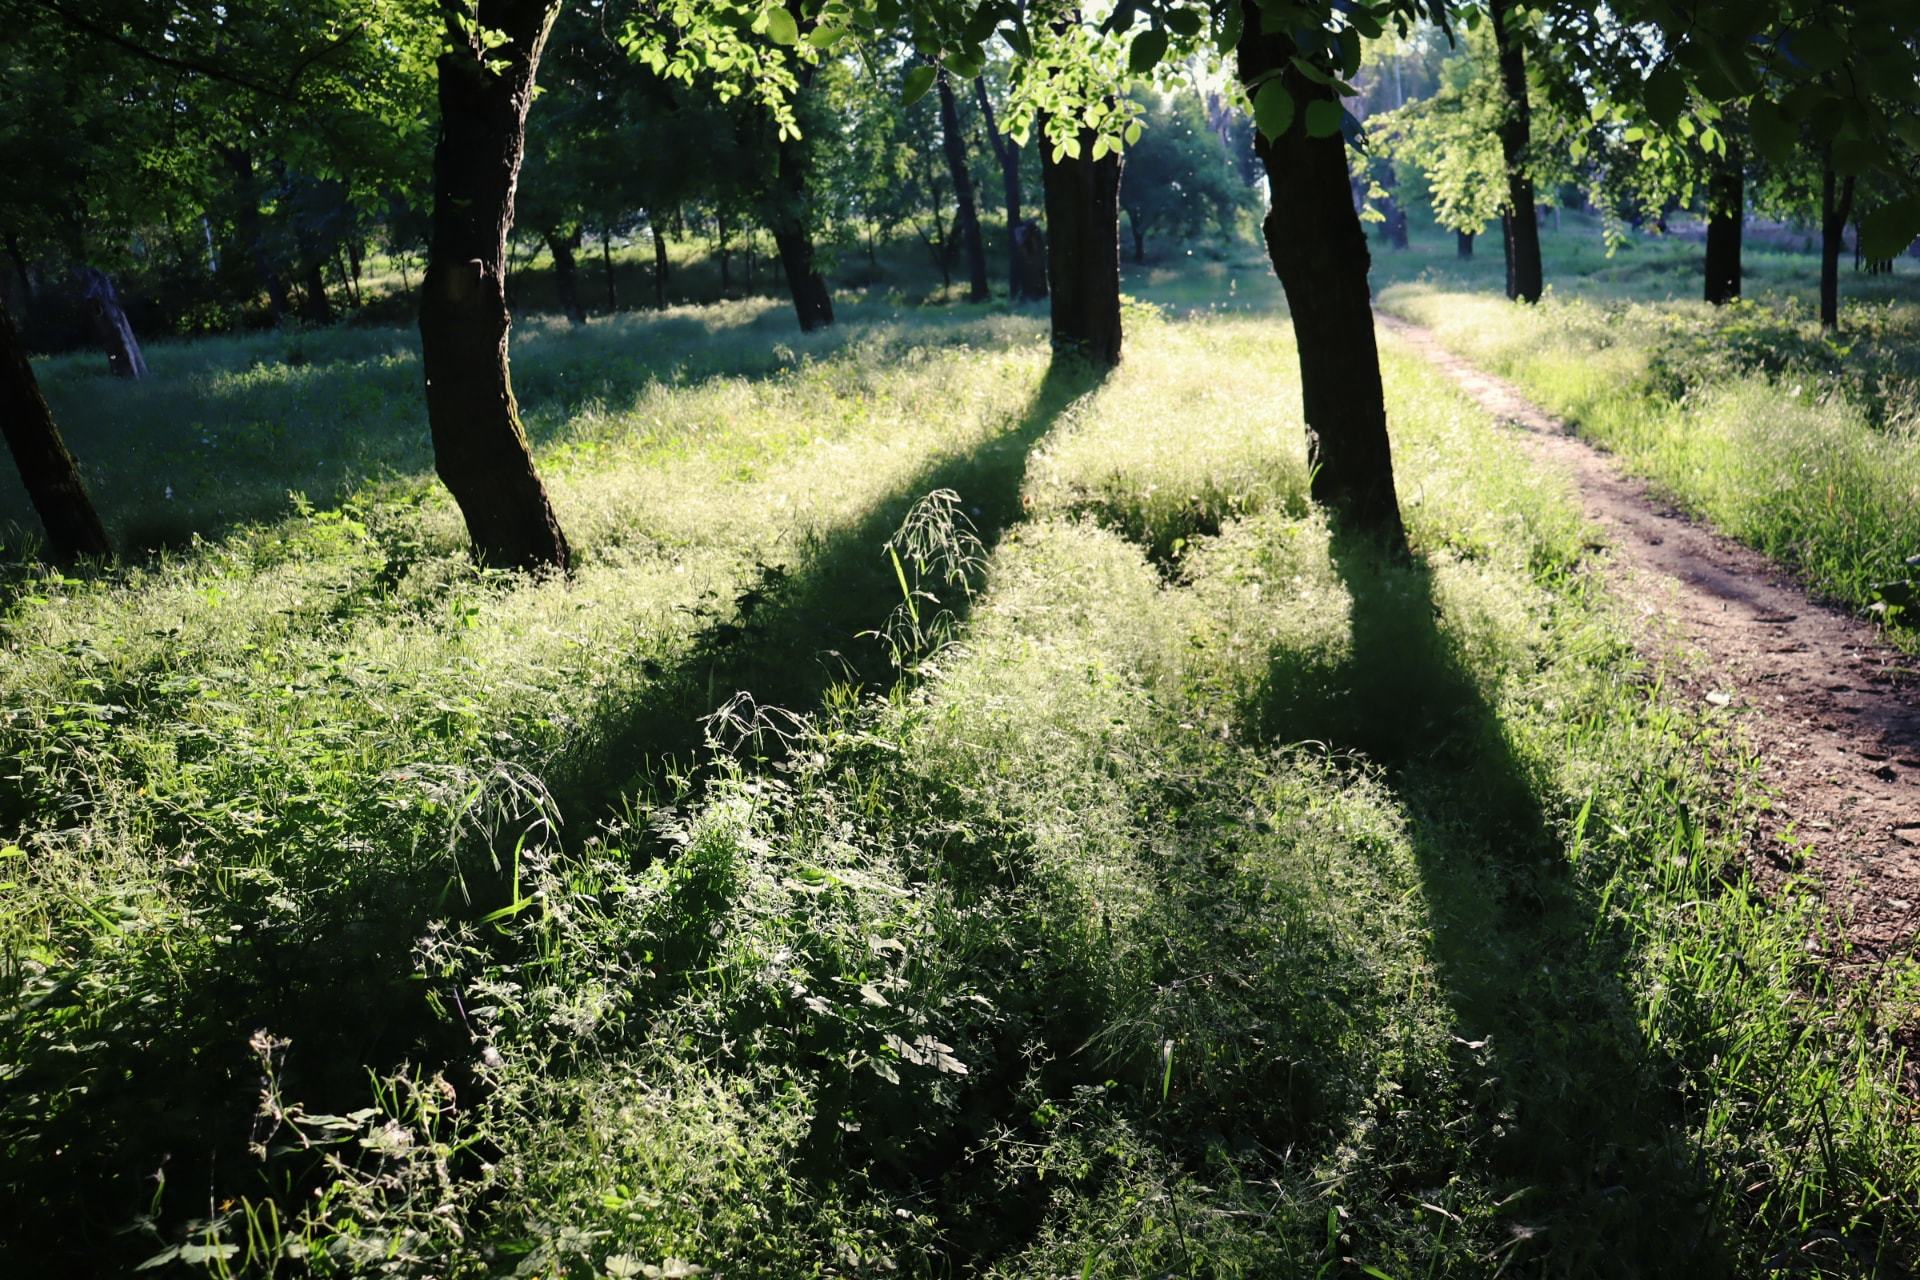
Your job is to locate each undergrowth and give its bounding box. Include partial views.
[2,309,1916,1278]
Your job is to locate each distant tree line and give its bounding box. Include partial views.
[2,0,1916,570]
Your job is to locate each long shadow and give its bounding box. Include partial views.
[0,353,1104,1273]
[1253,524,1729,1277]
[541,355,1106,840]
[1,302,1022,559]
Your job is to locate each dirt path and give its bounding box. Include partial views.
[1378,313,1920,956]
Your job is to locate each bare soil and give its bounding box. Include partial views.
[1380,313,1920,956]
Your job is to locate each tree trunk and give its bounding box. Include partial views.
[546,227,586,325]
[975,77,1029,300]
[1489,0,1542,302]
[222,147,290,323]
[1013,219,1048,302]
[1820,154,1855,331]
[1237,6,1405,546]
[0,293,110,561]
[767,60,834,332]
[937,72,990,302]
[600,227,617,312]
[1040,122,1122,366]
[301,253,334,325]
[651,218,669,309]
[76,267,147,378]
[418,0,571,574]
[1457,229,1475,259]
[1130,213,1146,264]
[1703,141,1743,306]
[716,207,732,292]
[5,233,34,303]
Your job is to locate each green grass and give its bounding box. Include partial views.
[3,281,1918,1276]
[1371,216,1920,640]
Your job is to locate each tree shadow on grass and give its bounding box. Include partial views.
[1255,524,1728,1278]
[0,354,1106,1273]
[0,302,1027,565]
[540,354,1108,841]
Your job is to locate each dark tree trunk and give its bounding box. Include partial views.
[600,227,617,312]
[418,0,571,574]
[1820,154,1855,331]
[1457,229,1475,259]
[1130,212,1146,263]
[1013,219,1048,302]
[651,218,669,309]
[546,227,586,325]
[222,147,290,323]
[76,267,147,378]
[5,233,35,302]
[1238,6,1405,546]
[346,238,365,304]
[1703,141,1743,306]
[1040,121,1122,366]
[716,208,732,292]
[1489,0,1542,302]
[1376,194,1409,250]
[1501,210,1514,293]
[300,253,334,325]
[767,60,834,332]
[0,293,110,561]
[937,72,990,302]
[975,77,1031,300]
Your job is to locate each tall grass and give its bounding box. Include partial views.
[1,303,1915,1277]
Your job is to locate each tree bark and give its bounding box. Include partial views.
[600,226,617,312]
[0,293,110,561]
[767,61,834,332]
[1013,219,1048,302]
[1703,141,1743,306]
[650,217,669,309]
[974,77,1031,300]
[76,267,147,378]
[937,72,990,302]
[1457,229,1475,259]
[5,233,35,303]
[1489,0,1543,303]
[1040,122,1122,366]
[1237,6,1405,546]
[300,250,334,325]
[418,0,571,574]
[1130,213,1146,264]
[221,147,290,323]
[546,227,586,325]
[1819,153,1855,331]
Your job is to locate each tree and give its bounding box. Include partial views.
[1117,91,1251,262]
[974,74,1046,299]
[1371,39,1508,258]
[0,291,110,560]
[417,0,572,573]
[936,70,991,300]
[1486,0,1542,301]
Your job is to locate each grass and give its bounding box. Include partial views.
[2,259,1918,1276]
[1371,216,1920,640]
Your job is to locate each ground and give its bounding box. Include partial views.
[2,221,1918,1278]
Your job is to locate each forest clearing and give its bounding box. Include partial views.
[4,1,1920,1277]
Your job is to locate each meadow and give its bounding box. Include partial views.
[3,232,1920,1277]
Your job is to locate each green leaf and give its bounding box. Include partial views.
[1304,99,1341,138]
[1129,28,1169,76]
[1253,79,1295,140]
[1785,24,1845,74]
[901,64,937,106]
[1831,138,1878,177]
[763,6,799,46]
[1642,65,1686,130]
[806,25,847,48]
[1166,9,1202,37]
[1747,98,1795,166]
[1860,198,1920,261]
[1214,0,1242,54]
